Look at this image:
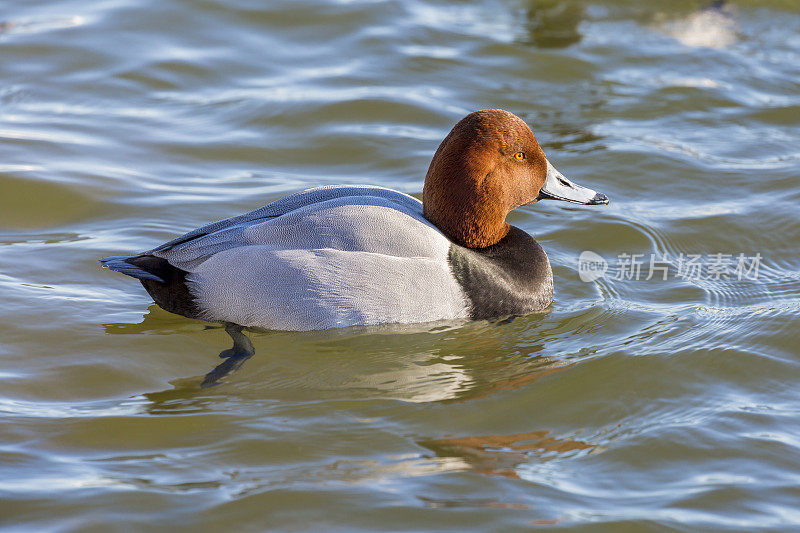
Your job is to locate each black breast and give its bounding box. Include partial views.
[448,225,553,320]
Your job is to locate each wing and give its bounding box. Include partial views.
[147,185,428,269]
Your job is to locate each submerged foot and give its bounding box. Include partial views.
[201,322,255,387]
[218,322,255,358]
[201,353,253,388]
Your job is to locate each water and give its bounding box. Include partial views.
[1,0,799,530]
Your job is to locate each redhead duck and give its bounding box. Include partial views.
[101,110,607,359]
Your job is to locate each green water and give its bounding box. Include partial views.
[1,0,799,530]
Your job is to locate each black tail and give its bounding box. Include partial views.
[100,254,201,319]
[100,255,166,283]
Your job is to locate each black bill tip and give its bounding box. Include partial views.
[587,192,609,205]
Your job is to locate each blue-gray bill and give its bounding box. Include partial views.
[537,160,609,205]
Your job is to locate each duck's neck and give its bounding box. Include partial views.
[422,194,510,249]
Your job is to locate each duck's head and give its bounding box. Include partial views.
[423,109,608,248]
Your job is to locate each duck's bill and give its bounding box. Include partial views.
[538,161,609,205]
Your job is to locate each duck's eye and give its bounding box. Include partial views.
[514,152,526,161]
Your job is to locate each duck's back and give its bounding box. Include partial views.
[147,186,470,330]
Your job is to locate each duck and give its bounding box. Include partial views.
[101,109,608,361]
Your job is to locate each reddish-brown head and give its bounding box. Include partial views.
[422,109,607,248]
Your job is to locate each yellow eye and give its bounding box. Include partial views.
[514,152,526,161]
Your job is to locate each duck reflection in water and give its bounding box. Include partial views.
[106,304,584,408]
[103,305,259,387]
[419,429,595,479]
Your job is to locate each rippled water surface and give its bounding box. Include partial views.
[2,0,800,530]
